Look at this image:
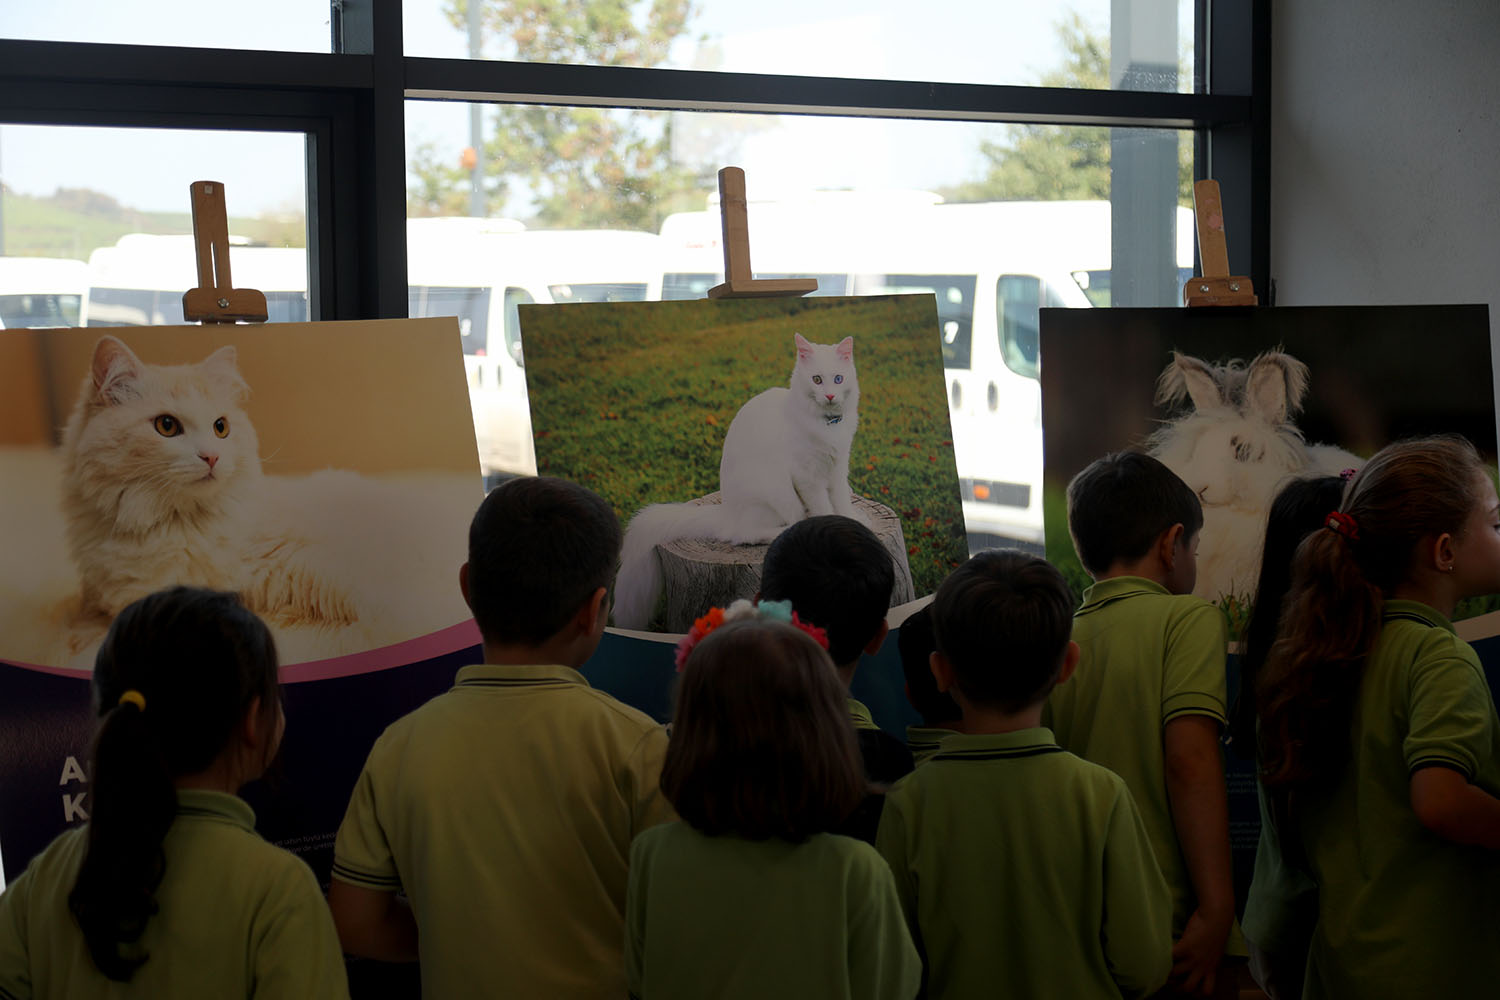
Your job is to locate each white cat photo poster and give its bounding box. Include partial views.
[0,318,485,884]
[524,293,968,634]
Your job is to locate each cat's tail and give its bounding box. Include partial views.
[612,501,735,631]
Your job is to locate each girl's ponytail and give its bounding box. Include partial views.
[65,587,279,981]
[68,696,177,980]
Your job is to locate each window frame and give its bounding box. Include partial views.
[0,0,1271,321]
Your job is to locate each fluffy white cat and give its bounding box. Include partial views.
[612,333,861,630]
[60,335,356,632]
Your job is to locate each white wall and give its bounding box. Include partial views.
[1271,0,1500,363]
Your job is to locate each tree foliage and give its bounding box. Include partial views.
[938,13,1193,206]
[409,0,705,227]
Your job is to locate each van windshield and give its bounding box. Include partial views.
[410,285,492,355]
[548,282,648,304]
[853,273,977,370]
[87,288,308,326]
[0,293,82,327]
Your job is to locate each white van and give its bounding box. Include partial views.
[405,220,663,480]
[657,197,1193,549]
[0,256,89,328]
[82,234,309,327]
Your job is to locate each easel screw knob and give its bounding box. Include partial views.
[217,297,230,308]
[1229,282,1241,293]
[1198,283,1210,293]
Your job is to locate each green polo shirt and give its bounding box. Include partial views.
[847,697,880,731]
[877,729,1172,1000]
[626,822,920,1000]
[905,726,960,767]
[1300,600,1500,1000]
[0,789,346,1000]
[333,663,674,1000]
[1043,575,1229,936]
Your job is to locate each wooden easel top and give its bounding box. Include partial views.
[181,180,269,324]
[707,167,819,300]
[1184,179,1257,307]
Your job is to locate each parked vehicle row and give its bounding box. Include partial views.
[0,198,1194,548]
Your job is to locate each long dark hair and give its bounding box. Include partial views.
[1257,438,1486,845]
[68,587,279,981]
[661,619,866,842]
[1227,475,1346,759]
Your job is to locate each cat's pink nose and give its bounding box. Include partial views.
[200,453,219,471]
[825,393,835,401]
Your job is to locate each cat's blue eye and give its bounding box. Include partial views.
[834,374,843,384]
[812,375,823,385]
[152,414,182,437]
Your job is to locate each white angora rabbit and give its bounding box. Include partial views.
[1147,349,1361,603]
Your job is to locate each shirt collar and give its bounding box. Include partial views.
[847,697,880,731]
[455,663,592,690]
[1076,575,1170,615]
[174,789,257,831]
[927,726,1064,762]
[1381,599,1457,634]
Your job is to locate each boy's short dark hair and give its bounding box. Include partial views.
[895,604,959,726]
[466,476,621,645]
[1066,451,1203,576]
[759,515,894,665]
[931,550,1074,713]
[662,620,867,841]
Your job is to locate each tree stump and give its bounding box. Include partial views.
[655,493,915,634]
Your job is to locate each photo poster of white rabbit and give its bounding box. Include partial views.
[0,318,489,886]
[1037,302,1498,903]
[518,293,967,717]
[1037,303,1496,634]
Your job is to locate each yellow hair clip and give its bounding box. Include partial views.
[117,689,147,712]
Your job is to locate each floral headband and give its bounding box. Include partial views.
[674,599,830,671]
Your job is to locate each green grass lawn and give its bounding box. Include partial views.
[522,294,968,596]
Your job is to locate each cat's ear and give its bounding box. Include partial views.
[200,345,250,401]
[794,332,814,362]
[835,337,854,363]
[91,336,143,405]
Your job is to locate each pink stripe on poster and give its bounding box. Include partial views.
[0,619,484,684]
[278,619,483,682]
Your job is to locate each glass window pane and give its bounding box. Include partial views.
[403,0,1197,93]
[0,0,331,52]
[0,125,309,328]
[407,100,1194,546]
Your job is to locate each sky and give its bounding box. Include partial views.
[0,0,1193,218]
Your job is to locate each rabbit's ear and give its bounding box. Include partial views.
[1155,352,1224,412]
[1245,351,1310,423]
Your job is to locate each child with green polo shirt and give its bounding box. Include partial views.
[760,515,914,787]
[877,550,1172,999]
[1257,436,1500,1000]
[894,603,961,765]
[627,611,921,1000]
[0,587,347,999]
[328,476,674,1000]
[1044,450,1240,998]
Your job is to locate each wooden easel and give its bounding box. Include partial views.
[181,180,269,324]
[1184,179,1257,307]
[706,167,818,300]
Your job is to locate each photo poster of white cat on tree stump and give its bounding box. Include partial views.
[520,293,968,719]
[0,319,487,885]
[1037,303,1499,906]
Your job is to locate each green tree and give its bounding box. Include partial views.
[939,13,1192,206]
[410,0,705,228]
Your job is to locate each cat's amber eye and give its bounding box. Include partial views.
[812,375,823,385]
[153,414,182,437]
[213,417,230,438]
